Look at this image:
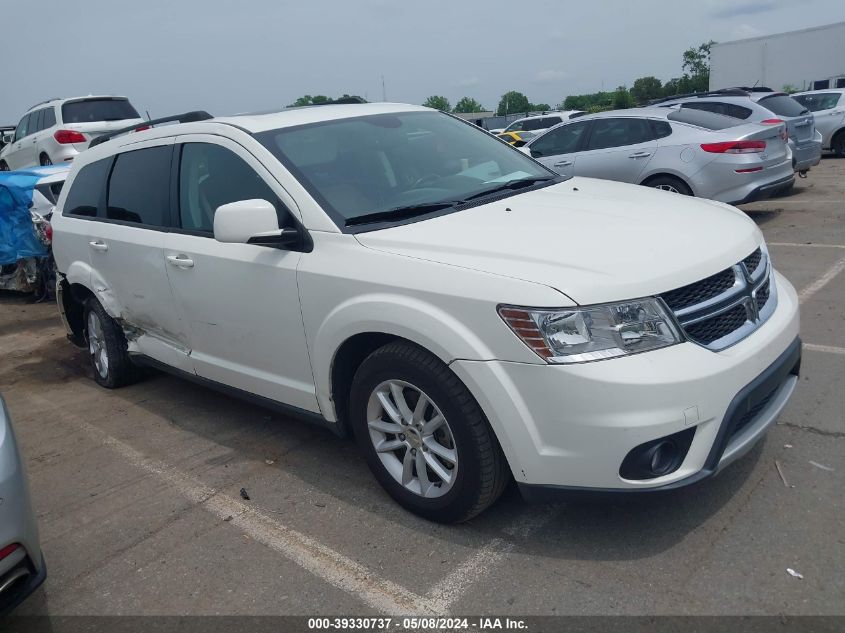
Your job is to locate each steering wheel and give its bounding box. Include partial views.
[411,173,442,188]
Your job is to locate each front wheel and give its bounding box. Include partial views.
[833,132,845,158]
[0,161,9,171]
[350,342,510,523]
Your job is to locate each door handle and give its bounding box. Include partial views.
[553,160,573,167]
[166,254,194,268]
[88,240,108,252]
[629,151,652,158]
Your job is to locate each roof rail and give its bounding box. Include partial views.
[28,98,61,110]
[89,111,213,148]
[730,86,774,93]
[648,88,751,105]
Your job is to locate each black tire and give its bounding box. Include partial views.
[83,298,140,388]
[0,161,8,171]
[833,131,845,158]
[349,341,510,523]
[39,153,52,166]
[645,175,693,196]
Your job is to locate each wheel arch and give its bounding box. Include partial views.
[640,171,696,195]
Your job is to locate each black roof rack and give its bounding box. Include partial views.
[648,88,752,105]
[730,86,775,93]
[89,111,213,148]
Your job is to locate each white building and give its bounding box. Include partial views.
[710,21,844,92]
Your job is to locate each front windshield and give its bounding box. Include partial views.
[256,110,553,227]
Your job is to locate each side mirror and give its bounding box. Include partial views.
[214,199,279,244]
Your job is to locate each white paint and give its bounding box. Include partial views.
[803,343,845,356]
[798,257,845,304]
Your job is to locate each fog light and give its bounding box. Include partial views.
[619,428,695,481]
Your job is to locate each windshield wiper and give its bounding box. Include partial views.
[345,201,460,227]
[459,177,556,202]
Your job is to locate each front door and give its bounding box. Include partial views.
[163,136,318,413]
[526,120,590,177]
[572,117,657,183]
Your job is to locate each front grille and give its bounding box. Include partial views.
[661,268,736,312]
[685,304,749,345]
[732,387,777,437]
[756,278,771,310]
[743,248,762,276]
[660,247,775,351]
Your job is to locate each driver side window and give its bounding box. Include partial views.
[178,143,292,234]
[14,113,30,142]
[530,122,589,157]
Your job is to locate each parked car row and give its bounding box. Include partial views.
[792,88,845,157]
[50,102,800,525]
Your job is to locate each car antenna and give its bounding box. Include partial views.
[145,110,151,121]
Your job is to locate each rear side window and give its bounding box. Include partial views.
[523,117,561,131]
[793,93,841,112]
[63,159,111,217]
[586,118,654,150]
[107,146,171,226]
[31,109,45,133]
[758,95,808,117]
[61,99,141,124]
[43,108,56,129]
[667,109,742,130]
[178,142,290,233]
[681,101,753,120]
[650,120,673,139]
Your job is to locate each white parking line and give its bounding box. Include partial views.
[770,242,845,250]
[798,256,845,304]
[39,400,441,616]
[804,343,845,356]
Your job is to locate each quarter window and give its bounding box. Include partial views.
[681,101,753,120]
[63,158,111,217]
[32,109,45,133]
[106,146,172,226]
[586,118,654,151]
[178,143,290,233]
[529,121,589,157]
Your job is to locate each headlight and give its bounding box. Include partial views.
[499,298,682,364]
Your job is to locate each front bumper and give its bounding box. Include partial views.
[450,270,800,491]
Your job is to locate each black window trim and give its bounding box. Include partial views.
[103,144,174,229]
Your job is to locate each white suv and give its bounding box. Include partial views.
[0,96,144,171]
[51,103,801,522]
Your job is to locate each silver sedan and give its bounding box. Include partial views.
[519,107,795,205]
[0,394,44,615]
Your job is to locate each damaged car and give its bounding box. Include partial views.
[0,165,67,295]
[52,104,799,522]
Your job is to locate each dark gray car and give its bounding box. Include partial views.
[0,394,45,615]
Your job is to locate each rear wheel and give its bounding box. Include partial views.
[84,298,140,388]
[833,131,845,158]
[350,342,510,523]
[645,175,693,196]
[39,153,52,166]
[0,161,8,171]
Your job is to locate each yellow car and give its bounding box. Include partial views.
[496,130,536,146]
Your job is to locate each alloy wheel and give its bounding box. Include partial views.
[87,311,109,379]
[366,379,458,498]
[655,184,680,193]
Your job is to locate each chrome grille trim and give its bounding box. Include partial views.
[660,246,777,351]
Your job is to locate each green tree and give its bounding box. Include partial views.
[422,95,451,111]
[630,76,664,105]
[291,95,314,107]
[681,40,715,92]
[613,86,634,110]
[452,97,485,113]
[529,103,551,111]
[782,84,800,94]
[497,91,531,116]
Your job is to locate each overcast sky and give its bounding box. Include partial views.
[2,0,843,122]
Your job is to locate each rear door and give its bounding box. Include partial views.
[87,139,191,371]
[163,135,318,412]
[526,121,590,176]
[5,113,35,169]
[572,117,658,183]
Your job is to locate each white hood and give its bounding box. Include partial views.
[355,177,762,305]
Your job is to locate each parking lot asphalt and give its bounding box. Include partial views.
[2,158,843,617]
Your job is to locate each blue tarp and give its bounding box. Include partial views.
[0,170,48,265]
